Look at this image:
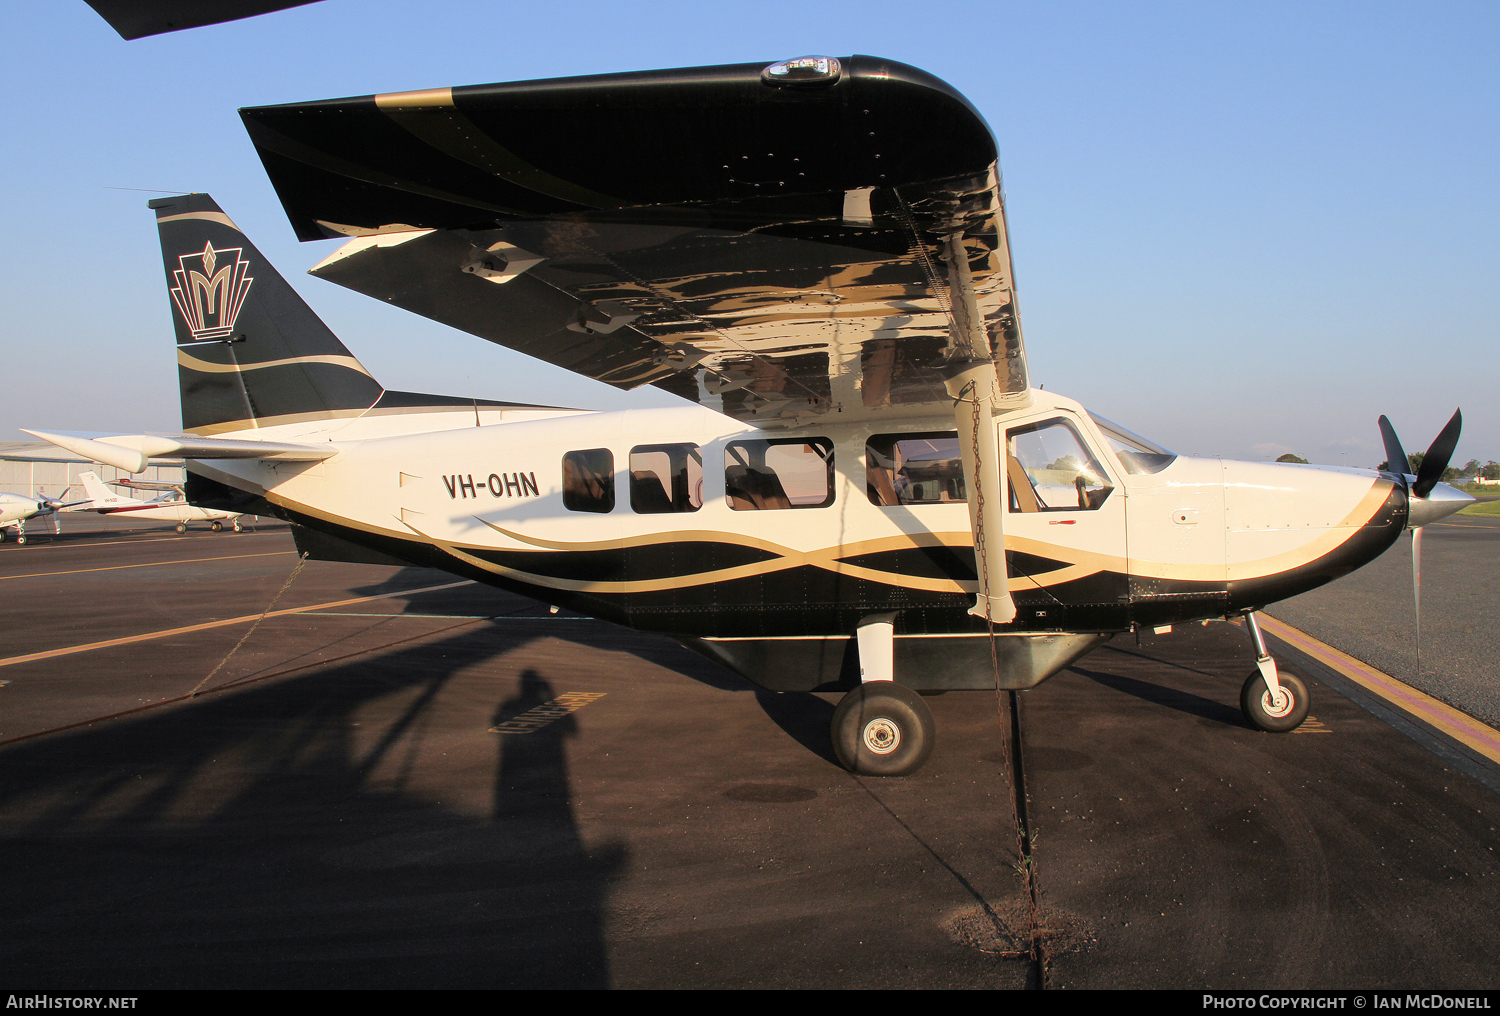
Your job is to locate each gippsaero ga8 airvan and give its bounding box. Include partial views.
[29,56,1473,776]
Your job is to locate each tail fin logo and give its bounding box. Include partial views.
[170,241,254,341]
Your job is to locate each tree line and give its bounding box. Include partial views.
[1274,451,1499,480]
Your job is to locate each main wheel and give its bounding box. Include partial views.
[210,521,223,532]
[175,523,187,534]
[1241,669,1310,733]
[831,682,935,777]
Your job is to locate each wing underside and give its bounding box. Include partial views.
[242,56,1029,426]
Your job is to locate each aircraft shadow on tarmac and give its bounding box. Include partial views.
[0,623,628,989]
[1070,649,1254,729]
[349,566,748,691]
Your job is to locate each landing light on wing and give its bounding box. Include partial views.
[761,56,842,87]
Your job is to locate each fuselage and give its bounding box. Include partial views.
[80,499,239,523]
[0,493,58,527]
[188,389,1410,669]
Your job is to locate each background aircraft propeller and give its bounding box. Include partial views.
[1376,408,1464,677]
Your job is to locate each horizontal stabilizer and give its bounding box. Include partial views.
[22,429,337,474]
[109,478,185,493]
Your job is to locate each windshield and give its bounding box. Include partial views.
[1089,414,1178,474]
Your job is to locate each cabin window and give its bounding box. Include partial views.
[562,448,614,513]
[724,439,834,510]
[629,444,703,514]
[866,432,967,506]
[1006,418,1114,512]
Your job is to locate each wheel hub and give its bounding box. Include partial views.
[1260,687,1294,718]
[861,717,901,755]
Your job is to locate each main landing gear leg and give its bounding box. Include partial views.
[1240,611,1310,732]
[830,614,935,777]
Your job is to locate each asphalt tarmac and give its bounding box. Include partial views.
[1266,517,1500,726]
[2,517,1498,988]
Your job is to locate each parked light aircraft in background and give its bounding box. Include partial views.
[0,489,87,544]
[29,57,1473,775]
[72,471,243,533]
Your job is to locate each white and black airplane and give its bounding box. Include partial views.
[30,57,1473,775]
[71,470,243,533]
[0,489,88,544]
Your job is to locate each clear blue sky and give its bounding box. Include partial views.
[3,0,1496,467]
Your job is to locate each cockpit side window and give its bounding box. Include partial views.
[562,449,614,514]
[1089,414,1178,474]
[1007,418,1115,512]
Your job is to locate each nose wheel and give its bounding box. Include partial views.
[1241,669,1309,732]
[831,682,935,777]
[1240,611,1311,732]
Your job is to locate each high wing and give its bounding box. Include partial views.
[240,56,1030,427]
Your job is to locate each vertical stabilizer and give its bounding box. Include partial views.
[78,471,127,508]
[150,193,384,435]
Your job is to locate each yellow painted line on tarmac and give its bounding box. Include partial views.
[0,551,294,582]
[490,692,607,734]
[0,580,476,669]
[1259,614,1500,765]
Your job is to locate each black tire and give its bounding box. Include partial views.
[210,521,223,532]
[831,682,935,777]
[14,533,24,545]
[1241,669,1310,733]
[175,524,187,534]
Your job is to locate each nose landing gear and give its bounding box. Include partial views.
[1240,611,1310,732]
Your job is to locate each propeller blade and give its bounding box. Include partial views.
[1411,526,1424,677]
[1413,408,1463,499]
[1377,415,1409,485]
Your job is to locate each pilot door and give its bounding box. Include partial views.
[1001,413,1129,631]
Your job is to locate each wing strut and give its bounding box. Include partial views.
[937,233,1017,624]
